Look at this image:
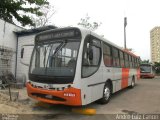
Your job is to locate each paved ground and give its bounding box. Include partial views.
[1,77,160,120]
[92,76,160,114]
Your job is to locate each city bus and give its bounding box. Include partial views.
[26,27,140,106]
[140,63,155,78]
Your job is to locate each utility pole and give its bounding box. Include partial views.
[124,17,127,49]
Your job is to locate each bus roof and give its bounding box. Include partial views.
[88,28,140,58]
[36,27,140,59]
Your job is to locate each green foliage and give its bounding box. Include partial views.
[0,0,49,26]
[154,62,160,74]
[140,59,150,64]
[78,14,102,31]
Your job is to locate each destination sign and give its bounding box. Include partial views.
[36,29,81,42]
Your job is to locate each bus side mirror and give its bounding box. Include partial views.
[21,48,24,58]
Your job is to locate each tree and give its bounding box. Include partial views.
[140,59,150,64]
[0,0,49,26]
[154,62,160,74]
[31,5,56,28]
[78,14,101,31]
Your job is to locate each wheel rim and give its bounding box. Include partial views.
[104,86,110,100]
[131,80,135,86]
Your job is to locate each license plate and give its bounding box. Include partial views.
[45,95,52,99]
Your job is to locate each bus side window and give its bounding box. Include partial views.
[137,58,139,67]
[119,51,125,67]
[135,58,138,68]
[103,43,112,67]
[82,37,101,77]
[112,47,120,67]
[134,58,137,68]
[129,55,132,68]
[124,53,129,67]
[131,56,134,68]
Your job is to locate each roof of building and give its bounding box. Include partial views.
[15,25,57,37]
[0,18,24,29]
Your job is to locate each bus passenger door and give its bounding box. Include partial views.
[81,36,103,103]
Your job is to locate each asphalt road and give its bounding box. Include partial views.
[91,76,160,114]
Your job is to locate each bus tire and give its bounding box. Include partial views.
[130,77,135,89]
[98,82,111,104]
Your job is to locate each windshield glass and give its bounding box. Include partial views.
[30,40,80,77]
[140,65,151,73]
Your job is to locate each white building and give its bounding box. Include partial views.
[0,19,56,83]
[150,26,160,63]
[0,19,23,77]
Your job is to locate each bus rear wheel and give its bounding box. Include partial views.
[98,83,111,104]
[130,77,135,88]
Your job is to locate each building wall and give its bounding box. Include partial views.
[150,27,160,63]
[0,19,23,75]
[16,35,35,81]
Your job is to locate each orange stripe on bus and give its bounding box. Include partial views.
[137,68,140,80]
[26,83,82,106]
[121,68,129,89]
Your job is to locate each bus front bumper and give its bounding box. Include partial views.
[26,82,82,106]
[140,73,155,78]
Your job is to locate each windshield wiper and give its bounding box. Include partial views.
[45,40,67,69]
[53,40,66,57]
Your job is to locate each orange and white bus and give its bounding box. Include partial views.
[26,27,140,106]
[140,63,155,78]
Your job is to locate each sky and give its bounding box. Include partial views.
[47,0,160,61]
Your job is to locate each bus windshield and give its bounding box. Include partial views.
[29,40,80,77]
[140,65,151,73]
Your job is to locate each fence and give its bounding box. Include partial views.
[0,45,14,89]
